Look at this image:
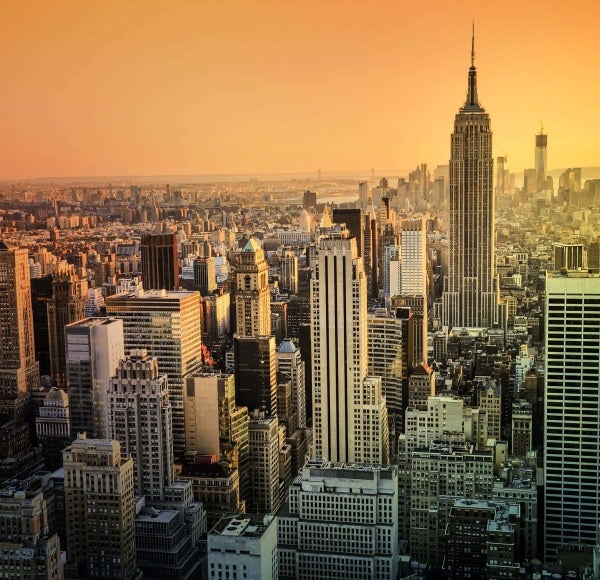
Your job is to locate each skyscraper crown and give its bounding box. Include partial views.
[460,23,484,113]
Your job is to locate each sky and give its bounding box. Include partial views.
[1,0,599,180]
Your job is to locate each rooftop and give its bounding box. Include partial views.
[211,514,273,538]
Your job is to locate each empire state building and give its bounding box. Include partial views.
[442,30,498,329]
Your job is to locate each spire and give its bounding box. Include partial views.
[462,22,484,112]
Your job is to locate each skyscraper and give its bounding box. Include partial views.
[108,350,173,502]
[193,256,216,296]
[441,29,498,329]
[0,241,39,416]
[311,227,388,464]
[63,436,138,579]
[535,129,547,192]
[544,271,600,558]
[65,317,124,439]
[235,238,271,337]
[48,264,88,387]
[140,232,179,291]
[105,289,203,455]
[279,249,298,294]
[332,208,364,258]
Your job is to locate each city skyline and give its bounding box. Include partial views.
[1,0,599,180]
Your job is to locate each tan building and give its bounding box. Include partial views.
[476,376,502,442]
[63,436,138,579]
[235,238,271,337]
[248,415,281,515]
[0,240,40,417]
[407,362,435,410]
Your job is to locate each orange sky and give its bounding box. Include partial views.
[1,0,599,180]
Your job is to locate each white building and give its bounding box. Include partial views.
[399,217,427,296]
[208,514,277,580]
[65,317,124,439]
[544,271,600,558]
[108,350,173,502]
[276,339,306,430]
[277,460,399,580]
[311,229,388,463]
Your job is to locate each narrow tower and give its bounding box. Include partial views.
[442,26,498,329]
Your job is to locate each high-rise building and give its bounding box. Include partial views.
[358,180,369,209]
[30,274,53,377]
[63,436,138,579]
[535,130,547,192]
[35,387,71,470]
[106,289,203,456]
[108,350,173,502]
[276,339,306,430]
[544,271,600,558]
[235,238,271,338]
[496,155,508,194]
[248,415,281,515]
[476,375,502,441]
[398,218,427,297]
[48,264,88,387]
[193,256,216,296]
[554,242,585,271]
[279,249,298,294]
[0,241,40,416]
[65,317,124,439]
[407,362,435,409]
[302,190,317,210]
[277,461,399,580]
[441,31,498,329]
[234,335,277,416]
[311,228,388,464]
[140,232,179,291]
[332,208,364,258]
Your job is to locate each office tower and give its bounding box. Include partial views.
[248,415,281,514]
[65,317,124,439]
[511,400,532,456]
[398,218,427,296]
[409,442,495,567]
[523,168,537,195]
[367,310,403,437]
[358,180,369,208]
[277,339,306,429]
[277,461,399,580]
[391,295,427,366]
[441,31,498,329]
[106,289,202,456]
[84,287,105,317]
[184,373,249,472]
[544,272,600,557]
[30,274,53,376]
[554,242,585,270]
[140,232,179,291]
[234,335,277,416]
[279,249,298,294]
[201,290,231,344]
[235,238,271,337]
[311,229,389,463]
[496,155,508,194]
[193,256,216,296]
[332,208,364,257]
[535,129,547,191]
[48,264,88,387]
[476,375,502,441]
[445,500,520,579]
[0,241,40,416]
[270,300,288,343]
[108,350,173,501]
[63,436,138,579]
[208,515,278,580]
[35,387,71,470]
[0,486,63,579]
[302,189,317,209]
[363,208,378,299]
[407,363,435,409]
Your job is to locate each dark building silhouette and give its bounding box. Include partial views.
[31,275,53,376]
[140,233,179,290]
[332,208,364,258]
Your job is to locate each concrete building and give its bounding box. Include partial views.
[407,363,435,410]
[476,375,502,442]
[511,401,532,456]
[108,350,173,501]
[544,272,600,557]
[277,461,399,580]
[0,485,62,580]
[441,33,499,328]
[105,289,203,455]
[35,387,71,470]
[65,317,124,439]
[276,339,306,430]
[48,264,88,387]
[208,514,278,580]
[193,256,216,296]
[312,228,388,463]
[63,436,138,579]
[248,415,281,515]
[235,238,271,338]
[279,249,298,294]
[0,241,40,416]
